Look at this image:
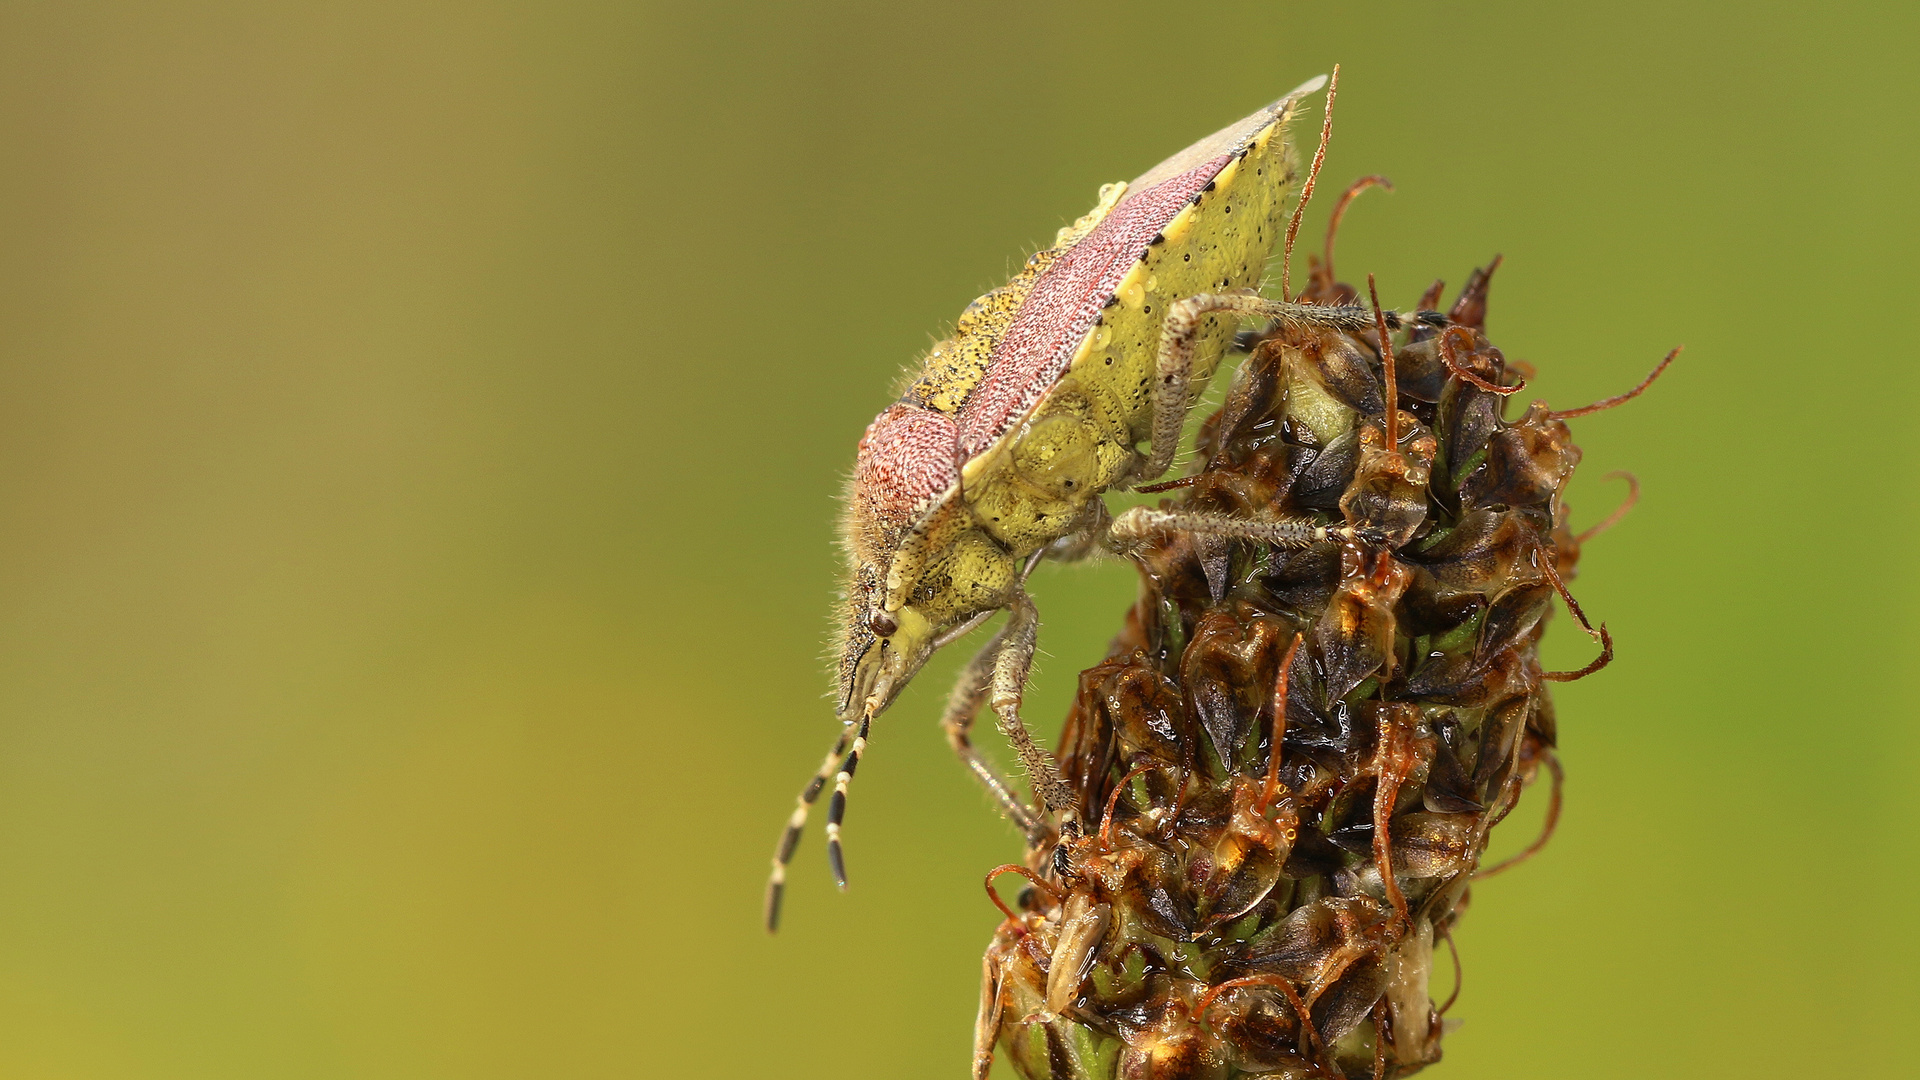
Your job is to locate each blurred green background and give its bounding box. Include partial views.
[0,1,1914,1077]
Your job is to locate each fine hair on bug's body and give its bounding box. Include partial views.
[766,69,1428,932]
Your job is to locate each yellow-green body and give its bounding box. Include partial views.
[840,91,1313,716]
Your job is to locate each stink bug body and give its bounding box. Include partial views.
[766,71,1421,930]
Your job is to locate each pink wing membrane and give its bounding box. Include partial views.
[955,156,1230,456]
[853,139,1259,524]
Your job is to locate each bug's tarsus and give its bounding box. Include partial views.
[1281,64,1339,302]
[1574,470,1641,544]
[942,624,1047,841]
[1545,346,1682,420]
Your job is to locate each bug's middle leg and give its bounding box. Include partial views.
[1133,292,1384,486]
[1039,495,1112,564]
[990,589,1080,823]
[940,620,1048,843]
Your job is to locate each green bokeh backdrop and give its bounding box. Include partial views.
[0,2,1914,1077]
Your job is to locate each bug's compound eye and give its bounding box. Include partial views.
[868,609,898,638]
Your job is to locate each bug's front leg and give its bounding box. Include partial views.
[990,590,1080,822]
[1133,292,1382,486]
[940,620,1050,845]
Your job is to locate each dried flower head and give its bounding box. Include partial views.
[974,243,1669,1079]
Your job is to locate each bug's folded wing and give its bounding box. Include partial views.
[1129,73,1327,192]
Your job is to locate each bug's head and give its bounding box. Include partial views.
[833,584,940,723]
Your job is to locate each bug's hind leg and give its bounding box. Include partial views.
[1131,292,1395,487]
[941,622,1049,843]
[1109,505,1372,549]
[764,722,859,932]
[990,590,1081,824]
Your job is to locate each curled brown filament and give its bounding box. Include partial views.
[1322,174,1393,284]
[1546,345,1681,420]
[1542,624,1612,682]
[1281,65,1339,302]
[1537,547,1614,682]
[1575,471,1640,544]
[1439,324,1525,396]
[1437,928,1463,1015]
[1476,751,1564,879]
[1190,974,1320,1060]
[1098,761,1162,850]
[1258,632,1304,814]
[983,863,1061,923]
[1367,274,1399,449]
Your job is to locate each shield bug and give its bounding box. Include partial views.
[765,69,1439,930]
